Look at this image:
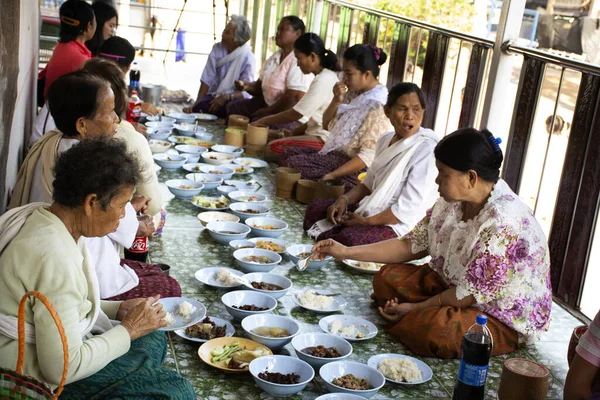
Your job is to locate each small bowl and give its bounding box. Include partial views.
[206,221,251,245]
[248,237,287,254]
[291,333,353,369]
[212,144,244,158]
[148,129,172,141]
[148,139,171,154]
[229,202,270,222]
[184,173,223,190]
[242,272,292,299]
[197,211,240,227]
[145,121,175,130]
[175,144,208,155]
[174,123,206,136]
[170,113,197,124]
[217,185,238,196]
[319,361,385,398]
[165,179,204,199]
[195,131,214,141]
[228,240,256,253]
[245,217,288,238]
[159,116,176,124]
[249,355,315,398]
[242,314,300,350]
[181,153,200,164]
[202,151,234,165]
[287,244,333,272]
[233,248,281,273]
[315,394,366,400]
[199,165,234,180]
[221,290,277,320]
[229,191,267,204]
[152,153,186,170]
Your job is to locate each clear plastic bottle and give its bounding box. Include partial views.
[453,314,493,400]
[126,90,142,123]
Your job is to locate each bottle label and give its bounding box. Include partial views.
[129,236,148,253]
[457,360,488,387]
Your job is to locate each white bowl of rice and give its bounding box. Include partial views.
[367,354,432,385]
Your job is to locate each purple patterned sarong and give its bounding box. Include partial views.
[225,97,302,130]
[303,198,397,246]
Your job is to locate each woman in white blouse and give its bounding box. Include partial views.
[257,32,340,162]
[304,83,439,246]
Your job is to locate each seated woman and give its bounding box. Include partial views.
[303,83,438,246]
[85,1,118,56]
[0,139,194,399]
[225,16,312,129]
[10,71,179,301]
[280,44,390,192]
[312,128,552,359]
[259,33,340,162]
[32,0,95,147]
[564,308,600,400]
[182,15,254,117]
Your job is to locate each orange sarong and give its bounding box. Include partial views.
[372,263,520,359]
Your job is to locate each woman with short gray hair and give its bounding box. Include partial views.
[183,15,255,116]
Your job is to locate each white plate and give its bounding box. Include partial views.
[182,163,213,173]
[292,289,347,313]
[191,196,230,211]
[224,179,260,191]
[156,297,206,331]
[194,267,244,289]
[367,354,433,385]
[194,113,218,121]
[341,259,384,275]
[318,315,378,341]
[173,316,235,343]
[233,157,268,169]
[232,165,254,175]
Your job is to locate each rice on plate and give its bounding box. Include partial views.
[377,358,422,383]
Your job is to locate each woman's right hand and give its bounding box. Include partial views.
[311,239,348,260]
[136,214,156,237]
[327,197,348,225]
[235,80,247,91]
[120,295,167,341]
[182,106,193,114]
[332,82,348,104]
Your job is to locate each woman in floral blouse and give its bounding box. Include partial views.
[312,127,552,359]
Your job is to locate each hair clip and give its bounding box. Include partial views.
[99,52,126,60]
[60,15,80,27]
[371,45,381,61]
[486,133,502,153]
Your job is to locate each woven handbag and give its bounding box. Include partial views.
[0,291,69,400]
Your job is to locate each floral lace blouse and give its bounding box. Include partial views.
[403,179,552,343]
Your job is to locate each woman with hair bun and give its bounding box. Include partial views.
[280,43,391,192]
[260,32,341,162]
[312,128,552,359]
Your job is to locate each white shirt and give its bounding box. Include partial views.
[29,104,55,150]
[29,137,140,299]
[293,68,339,140]
[362,129,439,236]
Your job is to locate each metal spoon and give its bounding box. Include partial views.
[296,250,318,271]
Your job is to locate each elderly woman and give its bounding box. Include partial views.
[10,70,180,302]
[182,15,255,117]
[0,139,194,399]
[313,128,552,359]
[85,2,118,56]
[225,16,313,129]
[280,44,391,192]
[304,83,438,246]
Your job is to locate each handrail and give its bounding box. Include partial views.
[504,40,600,75]
[324,0,495,47]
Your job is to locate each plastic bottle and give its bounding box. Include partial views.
[129,62,141,92]
[126,90,142,123]
[453,314,493,400]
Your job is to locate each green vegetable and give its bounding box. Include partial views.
[211,342,242,363]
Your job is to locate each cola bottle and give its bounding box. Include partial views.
[453,314,493,400]
[124,235,148,263]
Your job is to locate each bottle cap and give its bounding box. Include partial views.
[132,90,138,95]
[476,314,487,325]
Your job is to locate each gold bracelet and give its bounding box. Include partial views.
[437,294,442,306]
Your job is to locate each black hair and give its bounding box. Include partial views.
[47,71,111,137]
[343,44,388,78]
[82,58,128,118]
[294,33,341,72]
[99,36,135,70]
[386,82,426,108]
[281,15,306,34]
[58,0,95,43]
[434,128,504,183]
[85,2,118,55]
[53,139,142,210]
